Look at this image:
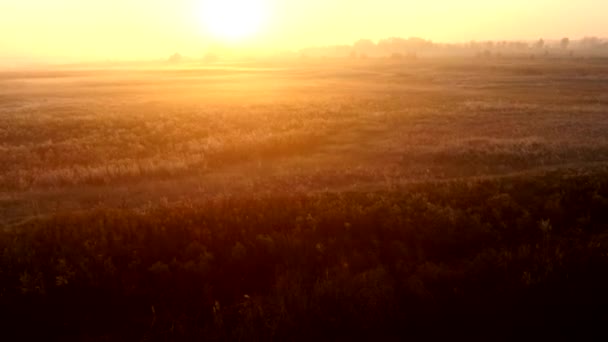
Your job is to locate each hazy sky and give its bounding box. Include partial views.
[0,0,606,62]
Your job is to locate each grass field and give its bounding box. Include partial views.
[1,57,608,340]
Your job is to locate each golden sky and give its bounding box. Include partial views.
[0,0,606,61]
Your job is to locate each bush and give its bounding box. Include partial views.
[1,172,608,340]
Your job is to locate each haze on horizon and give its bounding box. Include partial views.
[0,0,606,63]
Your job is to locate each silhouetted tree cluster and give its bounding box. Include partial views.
[298,37,608,59]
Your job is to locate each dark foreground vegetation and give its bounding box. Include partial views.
[2,168,608,340]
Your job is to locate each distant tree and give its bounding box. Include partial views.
[509,41,529,50]
[203,53,218,63]
[168,53,182,63]
[560,37,570,50]
[378,38,402,55]
[535,39,545,49]
[376,37,433,57]
[354,39,376,56]
[581,36,601,49]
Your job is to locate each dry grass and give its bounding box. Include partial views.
[2,58,608,340]
[2,58,608,224]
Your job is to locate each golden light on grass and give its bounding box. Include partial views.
[199,0,270,42]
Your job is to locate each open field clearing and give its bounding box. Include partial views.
[2,58,608,340]
[2,58,608,225]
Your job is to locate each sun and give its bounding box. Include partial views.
[199,0,270,42]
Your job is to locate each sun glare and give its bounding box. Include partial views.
[199,0,269,42]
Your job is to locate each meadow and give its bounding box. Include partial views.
[1,57,608,340]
